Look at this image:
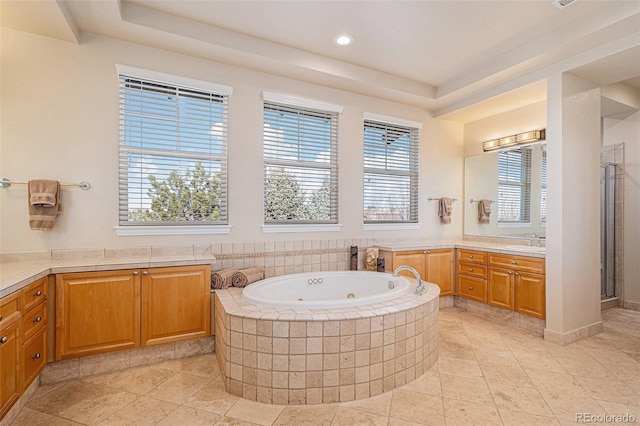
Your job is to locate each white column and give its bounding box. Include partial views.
[545,73,603,344]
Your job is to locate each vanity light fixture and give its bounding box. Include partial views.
[482,129,545,152]
[333,34,354,46]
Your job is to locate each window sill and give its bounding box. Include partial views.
[114,225,232,236]
[261,224,342,233]
[363,223,422,231]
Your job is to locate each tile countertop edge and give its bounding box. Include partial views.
[0,256,216,298]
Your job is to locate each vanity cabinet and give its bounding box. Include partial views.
[487,253,546,319]
[456,249,488,303]
[379,249,454,296]
[56,265,211,360]
[0,276,48,420]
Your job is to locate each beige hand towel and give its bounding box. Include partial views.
[232,267,265,288]
[211,269,236,290]
[438,197,452,224]
[478,199,491,224]
[28,180,61,231]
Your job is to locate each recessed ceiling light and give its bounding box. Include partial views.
[333,34,354,46]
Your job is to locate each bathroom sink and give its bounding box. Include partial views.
[502,245,546,252]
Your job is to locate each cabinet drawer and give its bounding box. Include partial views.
[457,262,487,279]
[457,249,487,265]
[21,326,47,392]
[457,275,487,303]
[488,253,545,274]
[0,291,22,331]
[22,277,47,313]
[21,301,47,342]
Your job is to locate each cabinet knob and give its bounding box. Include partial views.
[33,316,42,323]
[468,255,473,259]
[511,260,516,265]
[468,286,473,290]
[133,271,139,276]
[515,272,520,276]
[0,315,3,322]
[142,271,149,276]
[34,290,42,297]
[32,353,41,359]
[0,336,7,344]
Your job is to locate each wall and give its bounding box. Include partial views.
[604,111,640,308]
[0,28,464,252]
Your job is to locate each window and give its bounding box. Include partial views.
[498,147,531,223]
[363,117,419,223]
[118,68,230,227]
[263,96,339,224]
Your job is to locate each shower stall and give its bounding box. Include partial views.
[600,162,616,300]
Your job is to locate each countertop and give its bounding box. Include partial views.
[375,240,546,257]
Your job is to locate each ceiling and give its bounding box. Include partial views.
[1,0,639,122]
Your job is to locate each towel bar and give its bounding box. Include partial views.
[427,197,458,202]
[0,177,91,190]
[469,198,495,204]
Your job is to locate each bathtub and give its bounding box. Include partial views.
[241,271,411,309]
[214,270,440,405]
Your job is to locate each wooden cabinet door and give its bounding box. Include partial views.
[515,272,546,320]
[488,268,514,311]
[20,326,47,392]
[56,270,140,360]
[0,321,20,419]
[141,265,211,346]
[425,249,454,296]
[457,275,487,303]
[391,251,425,280]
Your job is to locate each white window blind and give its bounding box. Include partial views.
[541,148,547,223]
[263,101,339,223]
[363,120,419,223]
[118,75,228,225]
[498,147,531,223]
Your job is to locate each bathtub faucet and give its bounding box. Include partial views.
[393,265,426,295]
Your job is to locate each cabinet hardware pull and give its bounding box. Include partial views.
[32,353,41,359]
[0,336,7,344]
[511,260,516,265]
[469,268,473,272]
[33,290,42,296]
[133,271,139,276]
[142,271,149,276]
[0,315,3,322]
[509,271,513,275]
[468,255,473,259]
[33,316,42,323]
[468,286,473,290]
[515,272,520,276]
[426,250,431,254]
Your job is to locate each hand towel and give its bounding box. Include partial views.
[28,180,61,231]
[232,267,264,288]
[438,197,452,224]
[478,199,491,224]
[211,269,236,290]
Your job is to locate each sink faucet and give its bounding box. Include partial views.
[393,265,426,295]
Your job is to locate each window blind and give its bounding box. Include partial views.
[263,102,339,223]
[498,147,531,223]
[118,75,228,225]
[363,120,419,223]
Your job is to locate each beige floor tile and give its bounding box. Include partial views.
[511,350,566,373]
[180,353,222,378]
[472,346,519,367]
[596,399,640,419]
[331,406,389,426]
[7,407,54,426]
[144,372,212,404]
[29,416,83,425]
[84,366,178,395]
[183,382,241,415]
[498,408,560,426]
[572,375,640,406]
[487,381,554,417]
[442,398,502,426]
[156,405,221,426]
[440,374,494,406]
[480,362,532,386]
[466,329,508,350]
[524,368,586,396]
[538,390,605,422]
[342,391,392,417]
[541,341,595,361]
[438,341,476,361]
[437,357,482,378]
[553,356,611,379]
[389,389,445,425]
[579,346,638,367]
[214,416,263,425]
[272,405,337,425]
[97,396,178,425]
[438,328,471,346]
[57,388,139,425]
[154,355,201,372]
[397,367,441,396]
[224,399,284,426]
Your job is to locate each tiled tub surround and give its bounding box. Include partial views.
[214,282,440,405]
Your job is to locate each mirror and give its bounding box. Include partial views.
[464,143,546,238]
